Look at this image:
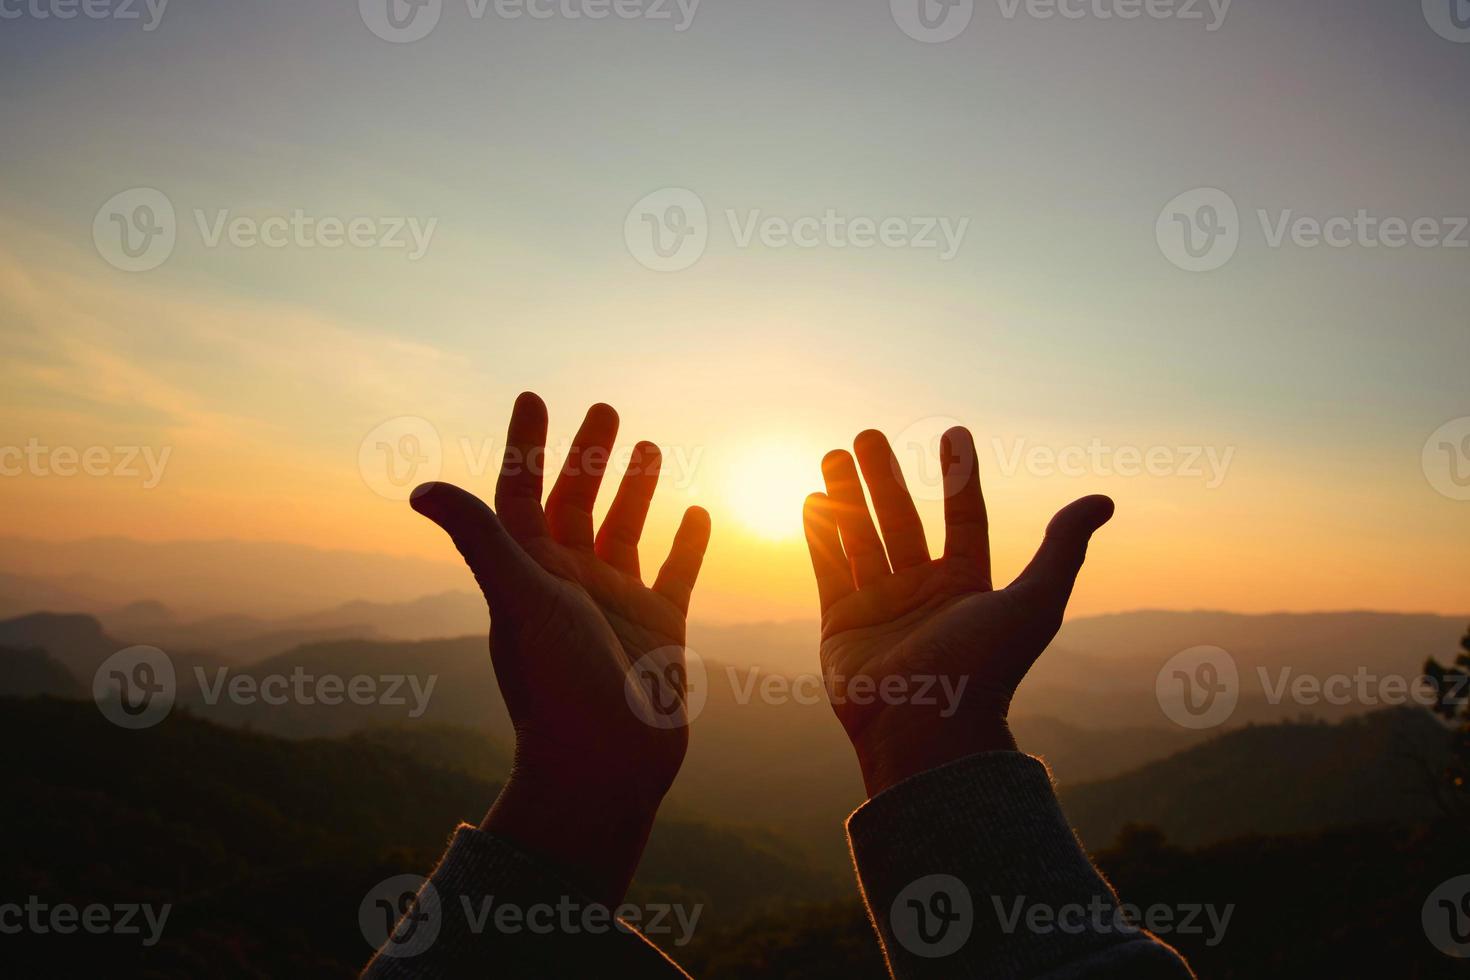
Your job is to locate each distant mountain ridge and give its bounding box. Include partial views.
[1060,707,1450,849]
[6,605,1461,873]
[0,536,468,619]
[1023,609,1470,728]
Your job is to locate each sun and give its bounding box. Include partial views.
[722,441,818,541]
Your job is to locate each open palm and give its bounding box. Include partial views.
[803,426,1113,796]
[410,392,710,808]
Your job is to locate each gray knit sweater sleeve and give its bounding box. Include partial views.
[845,752,1195,980]
[360,824,690,980]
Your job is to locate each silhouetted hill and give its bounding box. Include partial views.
[2,689,1460,977]
[0,697,839,976]
[1060,708,1450,849]
[10,605,1464,878]
[0,612,232,694]
[0,645,83,698]
[208,635,1204,869]
[679,820,1468,980]
[0,611,119,677]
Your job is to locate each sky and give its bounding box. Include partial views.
[0,0,1467,623]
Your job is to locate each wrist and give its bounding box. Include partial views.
[853,713,1018,799]
[482,767,663,907]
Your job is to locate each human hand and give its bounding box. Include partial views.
[802,427,1112,799]
[410,392,710,904]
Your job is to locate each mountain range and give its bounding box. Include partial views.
[3,603,1463,872]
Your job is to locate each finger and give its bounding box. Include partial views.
[545,402,619,549]
[822,450,889,586]
[653,506,712,616]
[1015,495,1115,601]
[595,441,662,578]
[494,391,551,542]
[940,426,989,581]
[803,493,854,614]
[410,481,536,615]
[853,429,931,571]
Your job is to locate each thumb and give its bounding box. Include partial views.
[410,481,534,612]
[1015,494,1114,599]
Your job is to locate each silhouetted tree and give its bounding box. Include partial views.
[1422,625,1470,822]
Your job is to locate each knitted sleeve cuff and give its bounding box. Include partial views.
[847,752,1192,979]
[361,824,690,979]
